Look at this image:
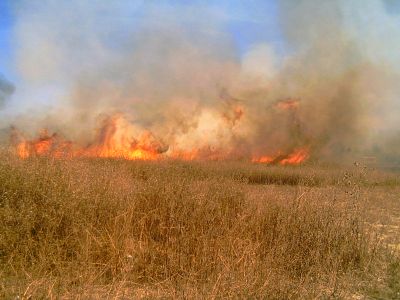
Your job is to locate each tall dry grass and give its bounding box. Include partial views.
[0,154,399,298]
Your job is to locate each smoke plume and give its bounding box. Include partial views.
[4,0,400,165]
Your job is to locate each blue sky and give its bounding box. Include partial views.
[0,0,283,83]
[0,0,14,80]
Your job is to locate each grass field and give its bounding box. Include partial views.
[1,154,399,299]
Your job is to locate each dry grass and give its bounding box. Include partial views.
[0,154,399,299]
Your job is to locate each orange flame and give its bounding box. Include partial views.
[251,155,275,164]
[17,141,29,159]
[252,147,310,165]
[12,104,311,165]
[13,116,165,161]
[276,99,300,110]
[280,148,310,165]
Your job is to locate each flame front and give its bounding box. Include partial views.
[251,147,309,165]
[11,101,311,165]
[280,148,310,165]
[12,116,164,161]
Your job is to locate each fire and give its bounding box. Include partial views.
[11,104,311,165]
[252,155,275,164]
[13,130,72,159]
[32,130,53,154]
[79,115,164,160]
[85,128,164,161]
[17,141,29,159]
[252,147,310,165]
[276,99,300,110]
[12,116,165,161]
[280,148,310,165]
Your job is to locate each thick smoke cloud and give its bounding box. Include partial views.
[5,0,400,164]
[276,0,400,163]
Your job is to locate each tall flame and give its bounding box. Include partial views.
[12,116,165,161]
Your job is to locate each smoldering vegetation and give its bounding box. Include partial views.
[2,0,400,165]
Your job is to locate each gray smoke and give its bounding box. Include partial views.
[4,0,400,165]
[0,74,15,108]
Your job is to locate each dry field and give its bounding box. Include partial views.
[1,154,399,299]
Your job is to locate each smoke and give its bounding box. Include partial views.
[275,0,400,163]
[6,0,400,164]
[0,74,15,108]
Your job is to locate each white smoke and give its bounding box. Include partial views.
[3,0,400,164]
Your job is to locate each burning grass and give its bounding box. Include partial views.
[10,112,312,166]
[0,154,399,298]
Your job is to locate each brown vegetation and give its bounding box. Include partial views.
[0,154,399,299]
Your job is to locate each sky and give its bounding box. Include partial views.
[1,0,400,82]
[0,0,282,83]
[0,0,14,79]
